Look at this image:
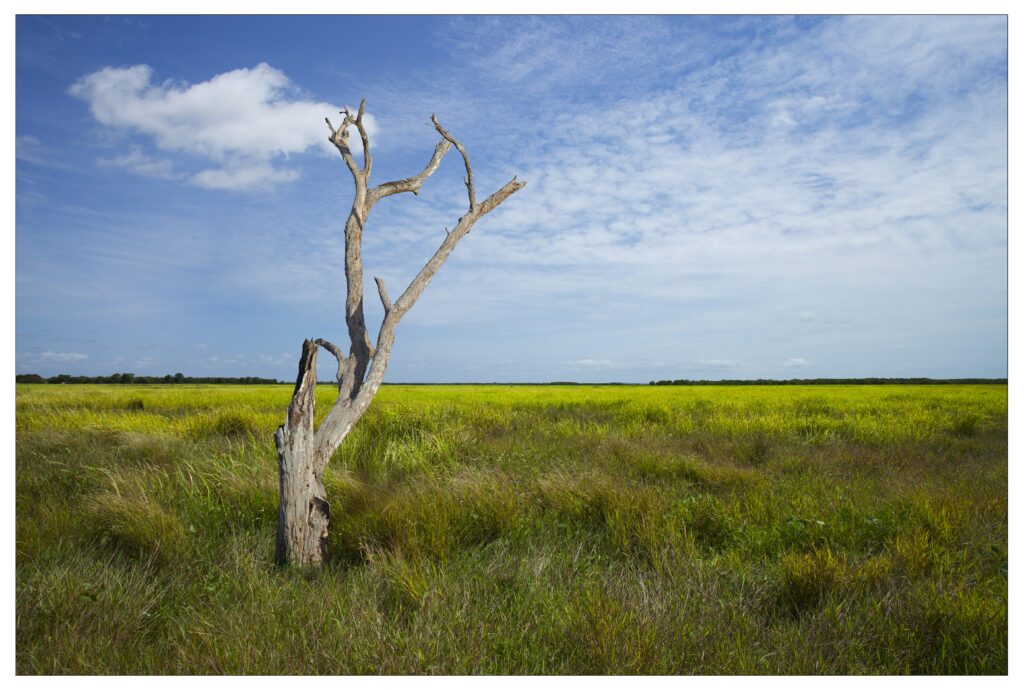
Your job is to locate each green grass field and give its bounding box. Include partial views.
[15,383,1007,674]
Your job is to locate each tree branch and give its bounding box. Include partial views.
[327,107,364,183]
[431,115,476,211]
[312,338,344,362]
[374,277,392,313]
[312,338,347,384]
[368,139,452,203]
[390,176,525,320]
[350,99,371,176]
[477,176,526,216]
[327,102,374,400]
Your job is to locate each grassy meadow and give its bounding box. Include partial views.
[15,383,1007,674]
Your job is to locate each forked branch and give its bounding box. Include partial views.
[326,98,371,182]
[344,100,371,176]
[301,99,527,482]
[314,143,525,465]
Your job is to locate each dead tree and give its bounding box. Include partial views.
[274,100,525,567]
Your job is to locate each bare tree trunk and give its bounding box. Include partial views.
[274,100,524,567]
[274,340,329,566]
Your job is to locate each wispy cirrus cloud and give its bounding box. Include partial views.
[19,16,1006,381]
[199,17,1006,381]
[569,358,615,368]
[398,16,1006,378]
[16,135,49,165]
[697,359,745,368]
[38,351,88,362]
[97,147,182,180]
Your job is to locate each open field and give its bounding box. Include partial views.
[15,383,1007,674]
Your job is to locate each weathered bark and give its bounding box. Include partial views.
[274,340,328,566]
[274,100,524,567]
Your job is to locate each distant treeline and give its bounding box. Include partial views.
[16,373,283,385]
[14,374,1008,386]
[649,378,1007,386]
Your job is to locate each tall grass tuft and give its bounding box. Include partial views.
[85,491,190,565]
[778,547,847,616]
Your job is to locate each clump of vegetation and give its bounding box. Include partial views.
[366,547,439,614]
[778,547,847,616]
[16,382,1007,673]
[188,411,266,439]
[334,469,524,561]
[739,431,773,465]
[85,491,190,565]
[681,494,735,550]
[949,411,984,437]
[121,397,146,411]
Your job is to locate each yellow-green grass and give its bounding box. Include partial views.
[16,383,1007,674]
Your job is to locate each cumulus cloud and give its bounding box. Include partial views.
[798,310,819,321]
[783,358,812,367]
[69,63,375,190]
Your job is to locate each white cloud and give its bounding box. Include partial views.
[16,135,78,172]
[569,358,614,367]
[38,351,88,362]
[70,63,377,190]
[191,163,299,191]
[696,358,743,368]
[97,147,181,180]
[783,358,812,367]
[383,18,1006,381]
[446,16,700,98]
[16,135,48,165]
[205,352,293,368]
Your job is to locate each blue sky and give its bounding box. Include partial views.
[15,14,1007,382]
